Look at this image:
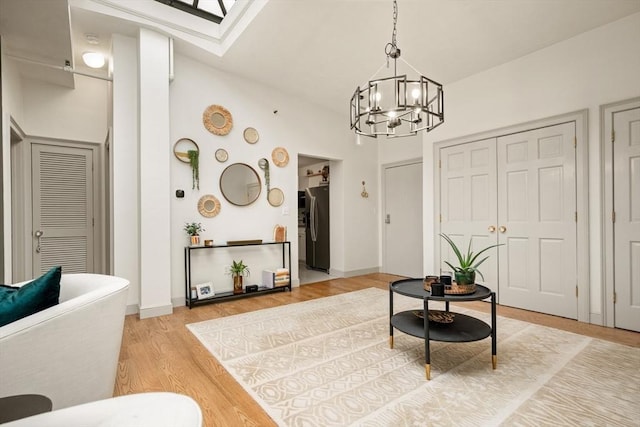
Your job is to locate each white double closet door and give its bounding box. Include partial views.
[439,122,578,319]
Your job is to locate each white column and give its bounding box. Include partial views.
[138,28,172,318]
[111,34,140,309]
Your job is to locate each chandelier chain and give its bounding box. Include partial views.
[391,0,397,48]
[385,0,400,68]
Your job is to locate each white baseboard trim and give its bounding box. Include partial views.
[139,304,173,319]
[331,266,380,278]
[589,313,603,326]
[125,304,139,316]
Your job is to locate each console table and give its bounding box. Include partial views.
[184,241,291,308]
[389,278,496,380]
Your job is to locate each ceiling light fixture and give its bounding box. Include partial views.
[82,52,105,69]
[350,0,444,138]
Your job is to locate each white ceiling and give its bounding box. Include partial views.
[2,0,640,113]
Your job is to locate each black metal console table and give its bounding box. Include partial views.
[389,278,496,380]
[184,241,291,308]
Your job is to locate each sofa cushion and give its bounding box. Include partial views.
[0,266,62,327]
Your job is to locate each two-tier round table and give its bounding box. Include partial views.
[389,278,497,380]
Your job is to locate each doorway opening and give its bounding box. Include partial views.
[298,154,335,284]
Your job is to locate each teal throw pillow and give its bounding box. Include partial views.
[0,266,62,327]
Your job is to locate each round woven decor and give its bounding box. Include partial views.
[203,105,233,136]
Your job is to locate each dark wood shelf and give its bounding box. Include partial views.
[189,285,289,306]
[184,241,291,308]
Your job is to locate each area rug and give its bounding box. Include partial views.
[187,288,640,426]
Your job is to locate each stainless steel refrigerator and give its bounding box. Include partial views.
[305,185,330,272]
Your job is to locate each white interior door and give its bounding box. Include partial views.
[383,161,422,277]
[32,144,94,275]
[613,107,640,331]
[439,139,499,286]
[497,123,577,318]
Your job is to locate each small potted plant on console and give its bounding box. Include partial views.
[228,260,250,294]
[184,222,205,246]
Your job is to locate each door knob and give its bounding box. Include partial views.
[499,226,507,233]
[35,230,44,253]
[488,226,496,233]
[385,214,391,224]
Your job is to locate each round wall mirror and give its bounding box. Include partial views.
[219,163,262,206]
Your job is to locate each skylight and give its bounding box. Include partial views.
[154,0,236,24]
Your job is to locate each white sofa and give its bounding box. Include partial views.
[2,392,203,427]
[0,274,130,410]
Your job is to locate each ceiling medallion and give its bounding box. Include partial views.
[350,0,444,138]
[203,105,233,136]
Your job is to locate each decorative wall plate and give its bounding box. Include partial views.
[267,188,285,207]
[272,147,289,167]
[173,138,199,163]
[203,105,233,136]
[215,148,228,163]
[243,127,259,144]
[198,194,221,218]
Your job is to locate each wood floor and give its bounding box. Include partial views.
[114,273,639,427]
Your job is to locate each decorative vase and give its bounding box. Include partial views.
[190,235,200,246]
[233,275,243,294]
[454,270,476,286]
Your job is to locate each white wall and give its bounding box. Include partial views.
[21,75,108,143]
[1,54,24,127]
[419,13,640,319]
[168,54,379,300]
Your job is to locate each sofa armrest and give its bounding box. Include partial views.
[1,393,203,427]
[0,274,129,410]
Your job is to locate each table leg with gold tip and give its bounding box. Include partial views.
[425,364,431,380]
[491,292,497,370]
[389,336,394,349]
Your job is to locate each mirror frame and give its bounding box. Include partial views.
[219,163,262,206]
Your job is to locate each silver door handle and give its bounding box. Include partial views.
[385,214,391,224]
[35,230,44,253]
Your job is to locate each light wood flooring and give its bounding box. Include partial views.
[114,273,639,427]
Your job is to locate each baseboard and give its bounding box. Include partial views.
[589,312,603,326]
[170,297,184,309]
[331,266,380,278]
[139,304,173,319]
[125,304,139,316]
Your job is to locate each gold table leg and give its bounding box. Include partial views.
[492,355,497,369]
[425,364,431,380]
[389,336,394,349]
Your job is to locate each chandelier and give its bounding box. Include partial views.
[350,0,444,138]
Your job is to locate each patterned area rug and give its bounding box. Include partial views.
[187,288,640,426]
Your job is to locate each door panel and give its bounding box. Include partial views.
[497,122,577,318]
[440,139,498,286]
[32,144,94,275]
[613,107,640,331]
[384,162,422,277]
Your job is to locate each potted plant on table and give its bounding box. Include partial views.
[440,233,502,289]
[184,222,205,246]
[228,260,250,294]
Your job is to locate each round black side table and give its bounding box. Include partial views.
[0,394,52,423]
